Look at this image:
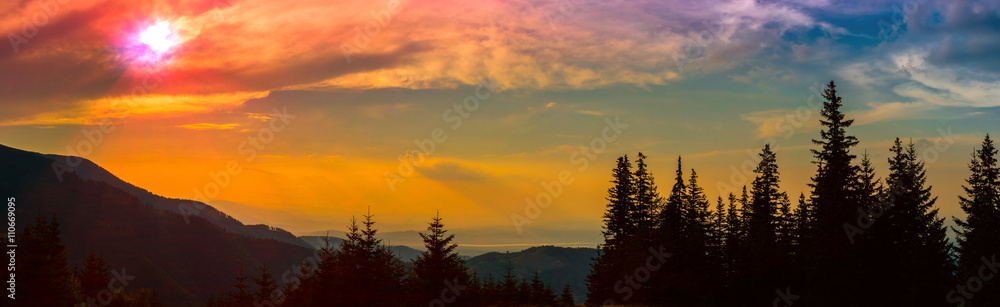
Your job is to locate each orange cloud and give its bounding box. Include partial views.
[176,123,242,130]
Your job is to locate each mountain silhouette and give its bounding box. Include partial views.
[0,144,314,305]
[43,151,311,248]
[466,245,596,305]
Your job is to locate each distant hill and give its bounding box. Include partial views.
[467,245,597,305]
[298,235,424,262]
[43,152,311,248]
[302,227,602,256]
[0,144,314,305]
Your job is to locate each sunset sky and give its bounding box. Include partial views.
[1,0,998,239]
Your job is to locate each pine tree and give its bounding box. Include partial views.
[734,144,787,304]
[19,216,76,305]
[748,144,782,250]
[659,156,688,248]
[223,266,253,306]
[792,193,811,254]
[77,252,110,299]
[776,193,794,256]
[685,169,712,255]
[559,283,575,306]
[709,196,727,267]
[953,134,1000,306]
[738,186,751,236]
[331,211,406,306]
[802,80,861,305]
[723,193,743,278]
[252,264,279,305]
[501,263,519,304]
[634,152,663,247]
[856,151,883,215]
[602,155,636,252]
[528,271,553,305]
[864,138,954,305]
[410,211,469,304]
[587,155,636,304]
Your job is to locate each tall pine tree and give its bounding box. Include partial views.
[864,138,954,305]
[953,134,1000,306]
[802,80,861,305]
[586,155,636,304]
[409,212,470,304]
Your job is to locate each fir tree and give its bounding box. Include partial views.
[410,211,469,304]
[864,138,954,305]
[953,134,1000,306]
[634,152,663,247]
[77,252,110,299]
[560,283,575,306]
[19,216,76,305]
[332,211,406,306]
[802,80,861,305]
[587,155,636,304]
[252,264,279,305]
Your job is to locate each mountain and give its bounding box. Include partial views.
[302,226,603,256]
[43,153,311,249]
[298,236,424,262]
[0,144,314,305]
[466,245,597,304]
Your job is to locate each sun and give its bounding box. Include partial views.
[139,21,177,53]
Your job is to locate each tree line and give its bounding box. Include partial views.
[15,216,159,306]
[586,80,1000,306]
[209,211,577,307]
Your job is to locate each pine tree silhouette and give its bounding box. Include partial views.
[801,80,861,305]
[559,283,575,306]
[409,211,469,304]
[19,215,76,305]
[953,134,1000,306]
[862,139,954,305]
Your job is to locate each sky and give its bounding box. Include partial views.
[1,0,998,240]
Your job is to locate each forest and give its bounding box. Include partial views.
[585,81,1000,307]
[11,81,1000,306]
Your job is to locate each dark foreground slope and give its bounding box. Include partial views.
[0,144,314,305]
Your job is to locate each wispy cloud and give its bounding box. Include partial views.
[176,123,242,130]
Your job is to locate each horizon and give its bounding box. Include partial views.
[1,0,996,238]
[2,0,1000,305]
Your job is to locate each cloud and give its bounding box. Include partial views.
[575,110,604,116]
[740,108,821,139]
[176,123,242,130]
[0,92,268,126]
[416,160,492,182]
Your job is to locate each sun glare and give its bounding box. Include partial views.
[139,21,177,53]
